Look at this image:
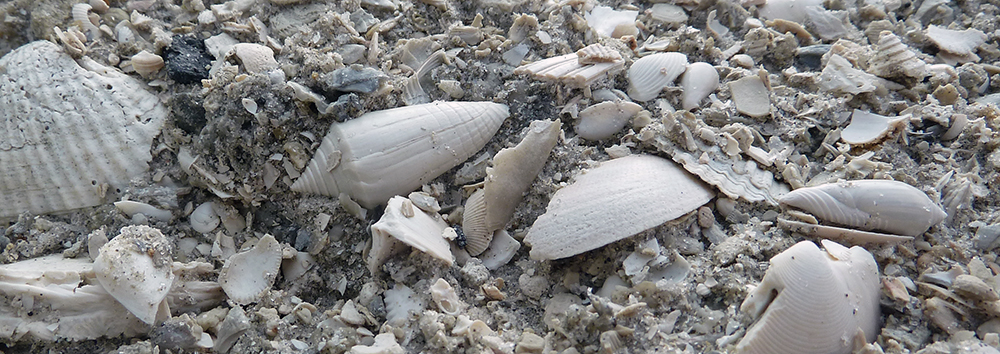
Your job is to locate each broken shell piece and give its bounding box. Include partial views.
[925,25,987,64]
[840,110,909,145]
[584,6,639,38]
[218,235,282,304]
[819,54,880,95]
[514,52,624,88]
[779,180,947,237]
[479,230,520,270]
[230,43,278,74]
[115,200,173,222]
[757,0,823,23]
[627,52,688,102]
[737,240,880,354]
[190,202,220,233]
[778,218,914,244]
[575,101,643,140]
[867,31,927,80]
[679,62,719,110]
[349,333,405,354]
[525,155,714,260]
[94,225,175,325]
[576,43,623,65]
[292,102,509,209]
[131,50,164,78]
[369,196,453,273]
[430,278,462,315]
[728,75,770,118]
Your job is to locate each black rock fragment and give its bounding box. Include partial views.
[170,92,207,135]
[163,35,212,84]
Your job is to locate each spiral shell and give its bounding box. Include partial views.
[627,52,688,102]
[867,31,927,79]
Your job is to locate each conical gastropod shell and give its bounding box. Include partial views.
[627,52,688,102]
[291,101,509,209]
[93,226,175,325]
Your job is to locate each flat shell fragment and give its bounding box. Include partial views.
[525,155,714,260]
[925,25,986,64]
[230,43,278,74]
[217,234,282,304]
[841,110,909,145]
[515,52,624,88]
[94,226,175,325]
[728,76,770,118]
[627,52,688,102]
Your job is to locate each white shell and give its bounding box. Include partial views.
[728,75,770,118]
[369,196,453,273]
[462,188,492,255]
[679,62,719,110]
[757,0,823,23]
[575,100,643,140]
[584,6,639,38]
[840,110,909,145]
[576,43,623,65]
[867,31,927,79]
[292,102,509,209]
[348,333,406,354]
[94,226,175,325]
[479,229,520,270]
[627,52,688,102]
[819,54,880,95]
[217,234,282,305]
[779,180,947,237]
[114,200,173,222]
[515,52,624,87]
[131,50,164,78]
[430,278,462,315]
[737,240,881,354]
[72,3,100,38]
[524,155,714,260]
[0,41,167,220]
[925,25,987,63]
[230,43,278,74]
[190,202,221,233]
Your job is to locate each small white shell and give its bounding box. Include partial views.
[190,202,221,233]
[779,180,947,237]
[737,240,881,354]
[728,75,770,118]
[230,43,278,74]
[94,225,175,325]
[756,0,823,23]
[515,52,624,87]
[131,50,164,78]
[430,278,462,315]
[479,229,520,270]
[840,110,909,145]
[72,3,100,38]
[575,100,643,140]
[925,25,987,63]
[217,235,282,305]
[576,43,623,65]
[369,196,453,273]
[462,189,492,255]
[524,155,714,260]
[679,62,719,110]
[584,6,639,38]
[867,31,927,79]
[627,52,688,102]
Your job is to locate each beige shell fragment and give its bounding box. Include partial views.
[514,52,624,88]
[94,226,175,325]
[840,110,909,145]
[430,278,462,315]
[218,235,282,305]
[230,43,278,74]
[728,75,770,118]
[0,41,167,220]
[737,240,881,354]
[679,62,719,110]
[576,100,643,140]
[131,50,164,78]
[369,196,453,273]
[525,155,714,260]
[867,31,927,79]
[627,52,688,102]
[925,25,986,64]
[576,43,623,65]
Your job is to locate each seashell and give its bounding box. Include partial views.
[462,189,491,255]
[757,0,823,23]
[402,50,447,105]
[430,278,462,315]
[396,37,441,72]
[190,202,221,233]
[230,43,278,74]
[524,155,714,260]
[0,41,167,220]
[737,240,881,354]
[217,234,282,304]
[840,110,909,145]
[515,52,624,88]
[131,50,164,78]
[348,333,406,354]
[925,25,987,64]
[867,31,927,79]
[819,54,881,95]
[291,101,509,209]
[384,284,424,326]
[323,65,387,94]
[728,75,770,118]
[679,62,719,110]
[479,229,520,270]
[584,6,639,38]
[575,101,642,140]
[508,14,538,43]
[72,3,100,39]
[647,3,688,25]
[627,52,688,102]
[778,180,947,237]
[214,306,250,353]
[369,196,454,273]
[114,200,173,222]
[94,225,175,325]
[90,0,110,13]
[576,43,623,65]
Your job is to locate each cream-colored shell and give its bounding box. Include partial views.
[627,52,688,102]
[94,226,175,325]
[728,75,770,118]
[430,278,462,315]
[190,202,221,233]
[515,52,624,87]
[0,41,167,220]
[737,240,881,354]
[217,235,282,305]
[291,102,509,209]
[925,25,986,61]
[840,110,909,145]
[131,50,164,78]
[369,196,453,273]
[867,31,927,79]
[230,43,278,74]
[576,43,623,65]
[679,62,719,110]
[525,155,714,260]
[575,100,643,140]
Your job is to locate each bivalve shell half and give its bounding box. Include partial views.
[131,50,164,78]
[737,240,881,354]
[679,62,719,110]
[217,235,282,305]
[524,155,714,260]
[627,52,688,102]
[230,43,278,74]
[575,100,643,140]
[94,225,175,325]
[728,75,771,118]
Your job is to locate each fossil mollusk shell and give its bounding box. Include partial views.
[94,225,175,325]
[575,100,643,140]
[217,234,282,305]
[291,101,509,209]
[230,43,278,74]
[430,278,463,315]
[779,180,947,237]
[514,52,624,87]
[131,50,164,78]
[756,0,823,23]
[0,41,167,220]
[737,240,880,354]
[866,31,927,79]
[524,155,714,260]
[840,110,910,145]
[679,62,719,110]
[728,75,771,118]
[576,43,623,65]
[369,196,453,273]
[627,52,688,102]
[924,25,987,64]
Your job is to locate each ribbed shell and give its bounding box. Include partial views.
[779,180,947,237]
[524,155,714,260]
[218,235,282,305]
[462,189,492,255]
[0,41,167,220]
[679,62,719,110]
[291,102,509,209]
[867,31,927,79]
[514,53,623,87]
[737,240,881,354]
[627,52,688,102]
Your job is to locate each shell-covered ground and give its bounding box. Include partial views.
[1,0,1000,352]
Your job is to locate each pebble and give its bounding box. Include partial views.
[164,35,212,84]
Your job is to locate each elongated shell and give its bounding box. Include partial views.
[94,226,175,325]
[627,52,688,102]
[524,155,714,260]
[292,102,509,209]
[737,240,881,354]
[779,180,946,237]
[679,62,719,110]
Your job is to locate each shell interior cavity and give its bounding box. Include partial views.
[737,240,881,354]
[627,52,688,102]
[94,226,175,325]
[524,155,714,260]
[217,234,282,305]
[779,179,947,237]
[575,100,643,140]
[0,41,167,220]
[430,278,462,315]
[291,101,509,209]
[840,110,909,145]
[679,62,720,110]
[369,196,453,273]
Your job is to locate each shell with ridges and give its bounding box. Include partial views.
[217,234,282,305]
[867,31,927,79]
[462,189,492,255]
[515,53,624,88]
[576,43,623,65]
[627,52,688,102]
[131,50,164,78]
[679,62,719,110]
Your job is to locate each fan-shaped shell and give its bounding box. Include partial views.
[679,62,719,110]
[94,226,175,325]
[462,189,492,255]
[524,155,714,260]
[778,180,947,237]
[627,52,688,102]
[737,240,881,354]
[291,101,509,209]
[217,234,282,305]
[0,41,167,220]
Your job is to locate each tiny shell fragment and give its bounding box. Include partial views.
[728,75,770,118]
[231,43,278,74]
[369,196,453,272]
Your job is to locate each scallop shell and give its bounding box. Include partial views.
[94,226,175,325]
[575,100,643,140]
[524,155,714,260]
[679,62,719,110]
[778,180,947,237]
[840,110,909,145]
[462,189,492,255]
[0,41,167,220]
[217,234,282,305]
[737,240,881,354]
[369,196,453,273]
[430,278,462,315]
[627,52,688,102]
[291,101,509,209]
[867,31,927,79]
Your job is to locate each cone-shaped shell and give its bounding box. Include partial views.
[292,102,509,209]
[524,155,714,260]
[679,62,719,110]
[737,240,881,354]
[779,180,946,237]
[627,52,688,102]
[94,226,175,325]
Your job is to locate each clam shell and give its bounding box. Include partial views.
[679,62,719,110]
[840,110,909,145]
[217,234,282,305]
[524,155,714,260]
[737,240,881,354]
[462,189,492,255]
[515,52,624,87]
[94,226,175,325]
[627,52,688,102]
[230,43,278,74]
[291,101,509,209]
[779,180,947,237]
[575,100,643,140]
[131,50,164,78]
[0,41,167,220]
[369,196,453,273]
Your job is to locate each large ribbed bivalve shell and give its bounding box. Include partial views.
[524,155,714,260]
[291,101,509,209]
[0,41,168,220]
[737,240,881,354]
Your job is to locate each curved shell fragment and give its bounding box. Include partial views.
[190,202,221,234]
[575,101,642,140]
[840,110,909,145]
[925,25,986,63]
[679,62,719,110]
[94,226,175,325]
[230,43,278,74]
[369,196,453,273]
[131,50,164,78]
[627,52,688,102]
[728,75,770,118]
[217,235,282,305]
